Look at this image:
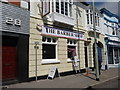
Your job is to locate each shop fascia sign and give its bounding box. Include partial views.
[42,26,84,40]
[6,17,21,26]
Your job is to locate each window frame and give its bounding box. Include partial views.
[42,36,60,64]
[53,0,72,17]
[86,9,100,27]
[67,39,77,62]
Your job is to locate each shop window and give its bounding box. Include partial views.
[68,46,76,59]
[67,39,77,60]
[42,36,57,59]
[67,39,77,46]
[42,44,56,59]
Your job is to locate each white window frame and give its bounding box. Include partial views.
[21,0,28,9]
[67,39,77,62]
[86,9,100,27]
[53,0,73,17]
[41,36,60,64]
[30,0,34,16]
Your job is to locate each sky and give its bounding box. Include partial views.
[87,1,120,17]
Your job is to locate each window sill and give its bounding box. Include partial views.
[67,58,80,63]
[41,59,60,64]
[67,59,73,63]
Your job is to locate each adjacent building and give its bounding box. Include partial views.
[82,3,107,70]
[0,0,30,84]
[101,8,120,68]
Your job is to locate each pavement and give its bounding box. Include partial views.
[1,68,119,88]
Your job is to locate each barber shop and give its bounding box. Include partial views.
[29,24,86,78]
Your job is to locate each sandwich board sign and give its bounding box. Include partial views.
[47,66,61,79]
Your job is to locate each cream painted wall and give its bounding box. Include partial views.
[29,1,107,78]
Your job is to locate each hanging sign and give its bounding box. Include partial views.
[42,26,85,40]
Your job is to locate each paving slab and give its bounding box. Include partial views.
[3,68,119,88]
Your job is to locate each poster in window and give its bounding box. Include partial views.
[42,0,50,17]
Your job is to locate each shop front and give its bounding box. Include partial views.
[106,40,120,68]
[29,25,86,78]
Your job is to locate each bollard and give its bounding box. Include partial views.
[86,67,89,76]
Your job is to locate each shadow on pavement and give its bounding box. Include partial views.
[80,73,97,81]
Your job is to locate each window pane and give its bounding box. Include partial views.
[112,28,115,35]
[56,1,59,13]
[47,38,51,42]
[67,40,69,44]
[68,46,76,59]
[87,14,89,24]
[61,2,64,14]
[53,38,56,43]
[70,40,72,44]
[86,10,89,13]
[95,16,97,26]
[98,17,99,26]
[74,41,77,44]
[90,14,93,24]
[42,37,46,42]
[42,44,56,59]
[69,4,72,17]
[65,2,68,15]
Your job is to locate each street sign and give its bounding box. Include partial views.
[34,41,39,45]
[34,46,39,49]
[47,66,60,79]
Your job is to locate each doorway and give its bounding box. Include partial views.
[84,43,89,67]
[2,46,17,81]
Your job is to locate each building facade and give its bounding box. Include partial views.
[29,0,108,79]
[101,8,120,68]
[0,0,30,84]
[29,0,89,79]
[84,5,107,70]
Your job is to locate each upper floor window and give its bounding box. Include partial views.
[56,1,59,13]
[112,28,115,35]
[86,9,100,26]
[54,0,73,17]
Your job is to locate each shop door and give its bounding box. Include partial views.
[97,47,102,63]
[2,46,17,81]
[114,48,119,64]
